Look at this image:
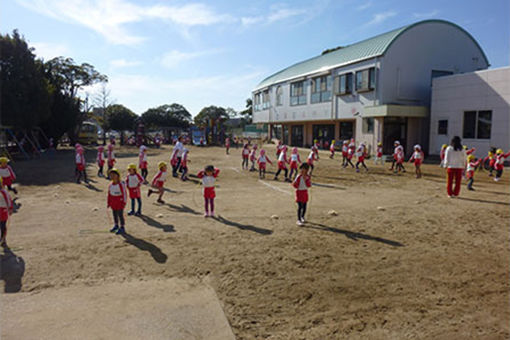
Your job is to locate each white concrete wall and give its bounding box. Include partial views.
[429,67,510,158]
[380,21,489,106]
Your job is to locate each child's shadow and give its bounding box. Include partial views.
[0,246,25,293]
[138,215,175,232]
[12,198,21,213]
[85,183,102,192]
[165,203,201,215]
[212,215,273,235]
[120,233,167,263]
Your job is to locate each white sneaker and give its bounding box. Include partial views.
[296,220,303,226]
[300,218,306,223]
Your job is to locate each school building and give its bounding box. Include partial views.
[429,67,510,158]
[252,19,489,154]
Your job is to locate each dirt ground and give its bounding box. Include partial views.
[1,144,509,339]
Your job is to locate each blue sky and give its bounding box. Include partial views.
[1,0,508,116]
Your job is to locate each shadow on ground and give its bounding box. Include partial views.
[212,215,273,235]
[138,215,175,232]
[303,222,404,247]
[120,233,167,263]
[0,246,25,293]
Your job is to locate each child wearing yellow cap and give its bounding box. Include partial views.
[0,177,13,247]
[107,168,127,235]
[125,164,144,216]
[0,157,17,194]
[466,155,482,190]
[329,140,335,159]
[494,149,510,182]
[148,161,168,203]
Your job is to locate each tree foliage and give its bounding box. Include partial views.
[0,30,52,129]
[239,98,253,124]
[141,103,191,129]
[0,30,108,146]
[105,104,137,145]
[194,106,229,128]
[45,57,107,98]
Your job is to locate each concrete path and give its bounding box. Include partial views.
[1,278,235,340]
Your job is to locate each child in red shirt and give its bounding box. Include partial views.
[257,149,273,179]
[197,165,220,217]
[355,143,368,172]
[494,149,510,182]
[0,157,17,194]
[249,145,258,171]
[292,163,311,226]
[0,178,13,247]
[97,145,105,177]
[409,144,424,178]
[289,147,301,180]
[241,143,250,170]
[107,168,127,235]
[139,145,148,182]
[181,148,190,181]
[329,140,335,159]
[148,162,168,204]
[466,155,482,190]
[126,164,144,216]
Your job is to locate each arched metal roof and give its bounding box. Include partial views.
[254,19,489,91]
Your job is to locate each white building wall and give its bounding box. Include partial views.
[429,67,510,158]
[380,21,489,106]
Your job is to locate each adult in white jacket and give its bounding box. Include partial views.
[444,136,466,198]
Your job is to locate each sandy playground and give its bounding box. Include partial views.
[1,144,509,339]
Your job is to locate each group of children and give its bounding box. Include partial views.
[439,144,510,190]
[83,139,222,234]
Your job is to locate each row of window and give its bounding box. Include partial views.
[437,110,492,140]
[254,67,376,111]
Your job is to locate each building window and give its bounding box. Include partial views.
[463,110,492,139]
[477,110,492,139]
[290,81,307,106]
[276,86,283,106]
[254,92,261,112]
[262,89,270,110]
[311,76,332,103]
[437,120,448,135]
[355,67,375,92]
[337,73,352,95]
[362,117,374,134]
[339,121,354,140]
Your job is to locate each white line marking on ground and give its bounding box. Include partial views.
[229,167,240,173]
[258,180,292,195]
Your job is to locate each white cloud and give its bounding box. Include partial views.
[159,49,224,69]
[109,59,142,68]
[241,4,307,26]
[17,0,233,45]
[365,11,397,26]
[30,41,70,60]
[356,1,373,11]
[413,10,439,19]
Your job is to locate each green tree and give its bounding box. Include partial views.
[44,56,107,142]
[239,98,253,124]
[141,103,191,129]
[194,106,229,128]
[105,104,137,145]
[0,30,52,129]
